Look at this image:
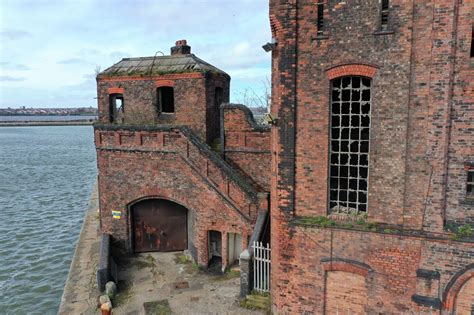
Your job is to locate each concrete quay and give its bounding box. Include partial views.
[58,184,100,315]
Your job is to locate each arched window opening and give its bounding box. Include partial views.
[109,93,124,123]
[157,87,175,113]
[329,76,371,214]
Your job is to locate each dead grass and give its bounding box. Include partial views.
[239,292,271,314]
[216,269,240,281]
[143,299,172,315]
[112,280,133,307]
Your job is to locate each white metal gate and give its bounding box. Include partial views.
[252,241,271,293]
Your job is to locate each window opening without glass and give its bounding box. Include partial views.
[109,93,124,123]
[157,87,175,113]
[329,76,371,213]
[317,0,324,36]
[467,169,474,199]
[381,0,389,30]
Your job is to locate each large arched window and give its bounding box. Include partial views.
[329,76,371,213]
[109,93,124,123]
[157,86,175,113]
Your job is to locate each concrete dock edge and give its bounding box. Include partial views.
[58,182,100,314]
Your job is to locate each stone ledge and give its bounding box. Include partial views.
[411,295,441,309]
[416,269,440,280]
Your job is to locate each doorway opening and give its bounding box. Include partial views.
[131,199,188,253]
[208,230,222,271]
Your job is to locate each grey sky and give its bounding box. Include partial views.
[0,0,271,108]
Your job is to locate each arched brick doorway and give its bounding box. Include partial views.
[454,277,474,314]
[131,199,188,253]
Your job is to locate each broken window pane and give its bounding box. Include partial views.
[329,76,371,213]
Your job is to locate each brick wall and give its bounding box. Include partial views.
[326,271,367,314]
[222,105,271,191]
[455,277,474,314]
[95,125,266,268]
[270,224,474,314]
[97,72,229,143]
[445,0,474,227]
[205,73,230,144]
[269,0,473,313]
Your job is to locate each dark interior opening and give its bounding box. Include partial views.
[470,25,473,58]
[381,0,389,30]
[317,1,324,35]
[208,230,222,272]
[158,86,175,113]
[109,93,124,123]
[215,87,223,109]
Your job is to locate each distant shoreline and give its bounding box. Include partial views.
[0,120,95,127]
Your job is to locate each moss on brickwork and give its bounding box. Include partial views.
[451,225,473,241]
[293,215,402,234]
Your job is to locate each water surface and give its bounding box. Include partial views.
[0,126,96,314]
[0,115,97,122]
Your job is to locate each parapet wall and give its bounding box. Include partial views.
[94,124,268,267]
[221,104,271,191]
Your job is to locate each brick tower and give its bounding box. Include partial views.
[96,40,230,144]
[94,40,269,270]
[269,1,473,313]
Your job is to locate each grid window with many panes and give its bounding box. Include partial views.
[329,76,371,213]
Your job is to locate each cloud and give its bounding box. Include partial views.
[0,0,271,108]
[0,75,26,82]
[109,51,131,59]
[82,73,96,80]
[57,58,91,65]
[61,78,96,91]
[79,48,101,56]
[0,29,33,40]
[0,62,30,71]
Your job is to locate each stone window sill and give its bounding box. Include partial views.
[373,30,395,36]
[312,35,329,41]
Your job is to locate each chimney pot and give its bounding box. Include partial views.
[171,39,191,56]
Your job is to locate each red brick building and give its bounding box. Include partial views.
[94,40,270,270]
[269,0,473,314]
[94,1,473,313]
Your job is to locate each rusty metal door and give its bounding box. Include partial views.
[132,199,187,253]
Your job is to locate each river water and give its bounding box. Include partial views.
[0,116,97,122]
[0,126,96,314]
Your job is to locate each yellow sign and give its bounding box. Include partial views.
[112,210,121,219]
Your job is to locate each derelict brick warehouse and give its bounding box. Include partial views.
[95,40,270,270]
[269,0,473,313]
[93,1,473,313]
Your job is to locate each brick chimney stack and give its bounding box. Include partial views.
[171,40,191,55]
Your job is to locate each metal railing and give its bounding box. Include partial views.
[252,241,271,293]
